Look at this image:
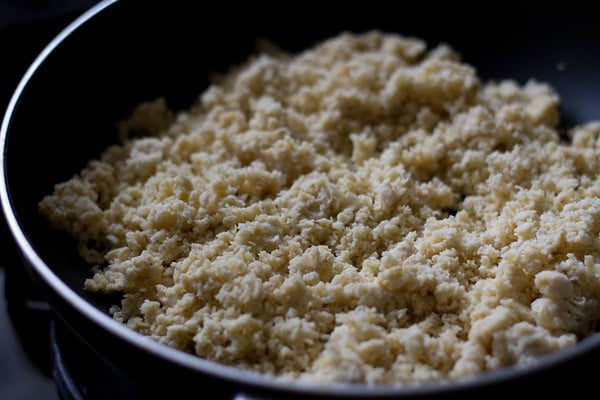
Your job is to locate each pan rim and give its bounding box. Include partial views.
[2,0,600,397]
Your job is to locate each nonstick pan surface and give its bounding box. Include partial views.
[2,1,600,398]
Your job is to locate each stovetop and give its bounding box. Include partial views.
[0,267,56,399]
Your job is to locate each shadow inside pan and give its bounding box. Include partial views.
[4,1,600,315]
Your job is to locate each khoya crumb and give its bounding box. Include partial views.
[39,32,600,384]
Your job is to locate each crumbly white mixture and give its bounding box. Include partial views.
[40,32,600,384]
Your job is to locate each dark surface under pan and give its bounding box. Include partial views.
[3,1,600,398]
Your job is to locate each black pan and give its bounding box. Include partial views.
[2,1,600,398]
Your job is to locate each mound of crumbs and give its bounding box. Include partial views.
[40,32,600,384]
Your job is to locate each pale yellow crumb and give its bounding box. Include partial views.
[40,32,600,384]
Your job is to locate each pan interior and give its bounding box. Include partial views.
[4,0,600,357]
